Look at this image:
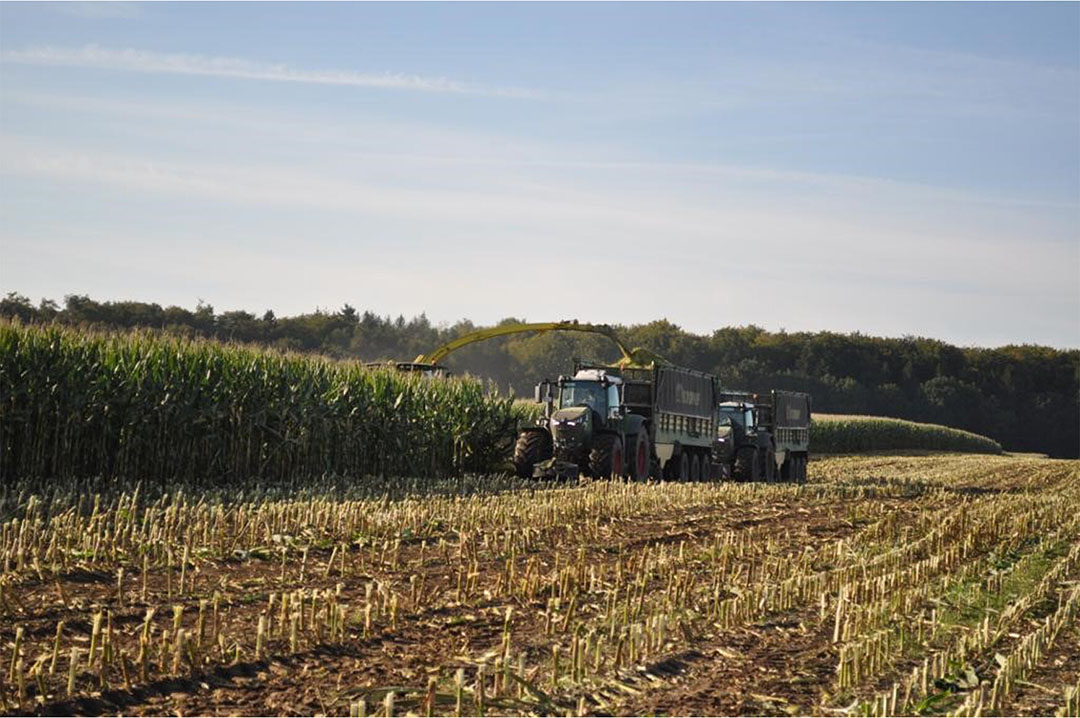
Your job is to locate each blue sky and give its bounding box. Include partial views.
[1,2,1077,348]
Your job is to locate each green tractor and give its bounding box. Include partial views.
[713,391,811,482]
[513,367,652,480]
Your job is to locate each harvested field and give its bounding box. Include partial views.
[1,454,1077,716]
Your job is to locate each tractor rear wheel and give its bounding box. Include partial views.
[589,433,624,479]
[678,452,690,481]
[797,455,808,483]
[629,433,651,481]
[513,431,551,478]
[734,447,759,482]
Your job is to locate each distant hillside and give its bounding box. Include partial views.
[3,292,1077,458]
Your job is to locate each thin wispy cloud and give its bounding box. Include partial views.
[11,90,1071,217]
[52,3,143,20]
[1,45,541,98]
[4,138,1073,294]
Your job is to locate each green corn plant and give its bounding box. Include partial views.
[0,321,521,483]
[812,414,1002,454]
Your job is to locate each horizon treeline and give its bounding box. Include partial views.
[3,292,1077,458]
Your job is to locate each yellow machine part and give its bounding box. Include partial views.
[412,320,667,369]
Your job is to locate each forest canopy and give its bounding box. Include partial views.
[3,292,1077,458]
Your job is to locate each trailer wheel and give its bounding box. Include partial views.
[513,431,551,478]
[797,455,808,484]
[629,433,651,481]
[589,433,623,479]
[780,457,792,482]
[734,447,758,482]
[690,453,702,481]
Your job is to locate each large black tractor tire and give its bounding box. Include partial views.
[734,447,760,482]
[780,456,792,482]
[797,455,808,484]
[763,449,776,483]
[628,432,651,481]
[690,453,702,481]
[589,433,624,479]
[513,431,551,478]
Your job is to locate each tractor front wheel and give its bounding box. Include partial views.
[734,447,760,482]
[512,431,551,478]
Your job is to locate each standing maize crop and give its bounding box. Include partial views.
[0,321,518,483]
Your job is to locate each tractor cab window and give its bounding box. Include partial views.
[559,381,607,414]
[606,384,621,419]
[718,405,743,426]
[719,405,756,430]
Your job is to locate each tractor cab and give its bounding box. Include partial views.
[529,369,625,474]
[715,393,760,469]
[718,401,756,434]
[716,391,760,434]
[557,369,623,418]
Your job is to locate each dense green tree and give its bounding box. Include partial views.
[0,293,36,323]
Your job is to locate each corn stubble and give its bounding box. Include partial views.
[0,454,1075,715]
